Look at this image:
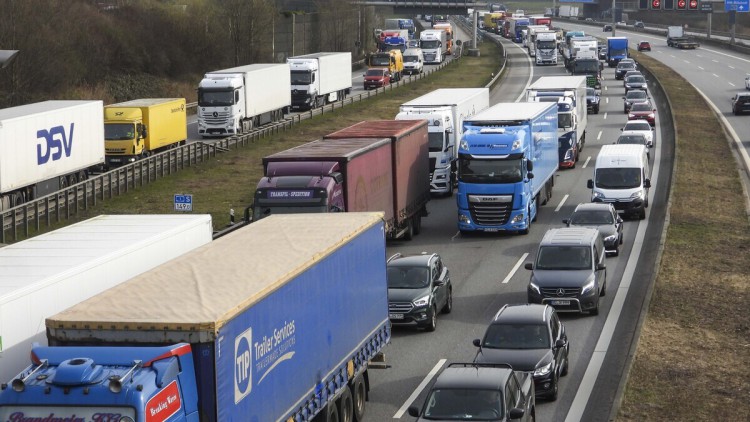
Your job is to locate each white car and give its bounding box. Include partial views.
[621,120,655,148]
[745,74,750,90]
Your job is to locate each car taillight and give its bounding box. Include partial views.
[628,113,635,118]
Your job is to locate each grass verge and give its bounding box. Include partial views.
[617,53,750,420]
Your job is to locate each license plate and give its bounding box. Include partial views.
[389,313,404,320]
[109,158,121,163]
[550,300,570,306]
[484,228,499,232]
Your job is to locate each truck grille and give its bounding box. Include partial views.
[105,148,126,154]
[541,287,580,297]
[291,92,309,102]
[468,195,513,225]
[429,157,436,173]
[201,110,230,125]
[389,302,413,313]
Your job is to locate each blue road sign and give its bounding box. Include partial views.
[174,194,193,212]
[726,0,749,12]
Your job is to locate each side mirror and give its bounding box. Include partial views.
[562,218,570,225]
[524,262,533,270]
[473,338,482,347]
[509,408,526,420]
[617,216,623,224]
[597,263,606,271]
[526,159,534,171]
[587,179,594,189]
[407,406,420,417]
[644,179,651,188]
[555,339,566,348]
[527,172,535,179]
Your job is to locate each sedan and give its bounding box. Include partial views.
[624,75,648,93]
[603,24,613,32]
[563,203,624,256]
[637,41,651,52]
[621,119,655,147]
[623,89,650,113]
[628,102,656,126]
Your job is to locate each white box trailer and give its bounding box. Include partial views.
[288,52,353,110]
[197,63,291,137]
[0,214,213,382]
[0,101,104,209]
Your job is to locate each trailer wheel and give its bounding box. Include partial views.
[413,215,422,235]
[352,374,366,421]
[78,170,88,181]
[58,176,68,190]
[11,191,25,207]
[338,386,354,422]
[68,173,78,186]
[403,220,414,241]
[314,403,339,422]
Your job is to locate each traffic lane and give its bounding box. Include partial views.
[484,33,532,104]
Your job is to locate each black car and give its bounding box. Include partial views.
[586,87,600,114]
[730,92,750,115]
[623,89,650,113]
[624,75,648,93]
[386,252,452,331]
[634,21,645,29]
[603,24,612,32]
[563,203,624,256]
[598,45,607,60]
[473,304,569,401]
[615,60,637,80]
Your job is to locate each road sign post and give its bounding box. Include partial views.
[174,194,193,212]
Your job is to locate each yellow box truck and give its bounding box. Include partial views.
[104,98,187,167]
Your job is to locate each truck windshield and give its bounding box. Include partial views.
[104,123,136,140]
[537,40,556,49]
[370,56,390,66]
[198,89,234,107]
[420,40,440,49]
[404,55,419,63]
[384,44,404,52]
[573,60,599,73]
[536,246,592,270]
[290,70,312,85]
[610,48,627,56]
[428,132,445,152]
[458,156,523,184]
[423,388,504,419]
[595,167,642,189]
[558,112,573,129]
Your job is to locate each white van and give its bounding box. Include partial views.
[403,48,424,75]
[587,144,651,220]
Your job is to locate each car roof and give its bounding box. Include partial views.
[491,303,550,324]
[624,119,651,126]
[541,227,600,246]
[574,203,615,213]
[387,253,436,267]
[626,89,648,96]
[432,364,512,390]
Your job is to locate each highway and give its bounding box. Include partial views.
[362,25,673,421]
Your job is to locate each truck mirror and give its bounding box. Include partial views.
[526,159,534,171]
[587,179,594,189]
[455,39,462,46]
[527,172,535,179]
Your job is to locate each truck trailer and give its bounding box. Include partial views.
[457,102,558,234]
[104,98,187,168]
[666,26,700,49]
[0,214,213,383]
[288,52,352,110]
[197,63,291,137]
[0,213,389,422]
[395,88,490,195]
[0,100,104,211]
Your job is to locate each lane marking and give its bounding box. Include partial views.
[597,130,602,140]
[729,82,736,87]
[582,156,591,168]
[605,97,609,104]
[554,194,569,212]
[712,59,719,63]
[394,359,447,418]
[712,73,719,78]
[697,66,704,70]
[501,253,529,284]
[683,60,690,64]
[729,65,736,69]
[603,112,608,119]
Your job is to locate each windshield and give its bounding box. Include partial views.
[104,123,136,141]
[290,70,312,85]
[627,76,646,84]
[630,103,652,112]
[617,63,636,71]
[198,89,234,106]
[624,122,651,131]
[387,266,429,288]
[611,48,627,56]
[573,60,599,73]
[617,135,647,145]
[626,91,648,101]
[369,56,390,66]
[404,55,419,63]
[420,40,440,49]
[537,40,556,49]
[482,323,550,349]
[459,156,523,184]
[423,388,504,420]
[587,88,596,96]
[595,167,642,189]
[365,69,385,77]
[558,112,573,129]
[570,210,614,225]
[536,246,592,270]
[428,132,445,152]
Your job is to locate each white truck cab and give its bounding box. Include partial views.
[420,29,446,64]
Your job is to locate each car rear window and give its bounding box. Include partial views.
[630,103,652,111]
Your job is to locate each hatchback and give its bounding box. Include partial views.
[615,61,637,80]
[731,93,750,115]
[637,41,651,52]
[623,89,650,113]
[628,102,656,126]
[603,24,612,32]
[616,132,651,160]
[621,119,655,147]
[563,203,624,256]
[624,75,648,93]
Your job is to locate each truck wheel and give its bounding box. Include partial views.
[413,215,422,235]
[58,176,68,190]
[11,191,24,207]
[338,386,354,422]
[352,374,366,422]
[68,173,78,186]
[403,220,414,241]
[315,403,339,422]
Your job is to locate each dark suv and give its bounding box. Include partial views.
[731,92,750,115]
[563,203,624,256]
[408,363,536,421]
[386,252,452,331]
[615,60,637,80]
[473,304,569,401]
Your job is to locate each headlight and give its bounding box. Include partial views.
[529,281,540,295]
[630,190,644,200]
[459,214,471,224]
[534,362,553,377]
[564,149,574,160]
[413,295,431,307]
[511,213,524,223]
[581,278,596,296]
[604,234,618,243]
[592,190,605,200]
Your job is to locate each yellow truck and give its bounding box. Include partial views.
[432,22,454,55]
[484,12,506,35]
[368,49,404,81]
[104,98,187,167]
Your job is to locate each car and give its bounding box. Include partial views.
[746,74,750,90]
[386,252,452,331]
[622,89,650,113]
[363,68,391,90]
[621,119,655,147]
[628,102,657,126]
[731,92,750,115]
[615,60,637,80]
[622,70,643,86]
[563,203,624,256]
[525,228,607,315]
[603,24,612,32]
[407,39,420,48]
[634,21,645,29]
[586,87,600,114]
[408,362,536,421]
[637,41,651,52]
[616,132,651,160]
[598,45,607,60]
[624,74,648,93]
[585,17,594,22]
[473,304,569,401]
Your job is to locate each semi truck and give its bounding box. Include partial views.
[104,98,187,168]
[0,212,390,422]
[535,30,559,65]
[526,25,551,56]
[0,100,104,211]
[288,52,352,110]
[457,102,558,234]
[508,17,530,42]
[568,37,601,89]
[484,12,506,34]
[526,76,588,168]
[563,36,597,70]
[606,37,629,67]
[197,63,291,137]
[666,26,700,49]
[395,88,490,196]
[420,29,447,64]
[0,214,213,384]
[368,49,404,81]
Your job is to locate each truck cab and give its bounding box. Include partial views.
[197,73,246,136]
[420,29,446,64]
[606,37,629,67]
[535,30,558,65]
[368,50,403,81]
[103,107,147,166]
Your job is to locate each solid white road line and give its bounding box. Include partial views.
[555,194,569,212]
[394,359,447,418]
[501,253,529,284]
[582,156,592,168]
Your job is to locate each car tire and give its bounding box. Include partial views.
[442,288,453,314]
[561,354,569,376]
[548,375,559,401]
[424,306,437,332]
[600,278,607,297]
[639,208,646,220]
[612,245,619,257]
[590,298,600,316]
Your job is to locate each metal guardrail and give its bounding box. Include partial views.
[0,56,457,243]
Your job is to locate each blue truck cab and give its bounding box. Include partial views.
[607,37,629,67]
[457,102,558,234]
